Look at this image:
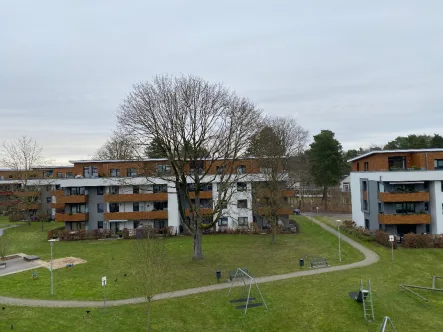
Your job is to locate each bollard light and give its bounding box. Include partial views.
[299,258,304,269]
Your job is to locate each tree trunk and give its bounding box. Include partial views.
[271,217,277,245]
[322,185,328,210]
[192,226,203,260]
[41,220,44,232]
[146,299,151,332]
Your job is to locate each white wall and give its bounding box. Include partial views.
[429,181,443,234]
[167,182,179,233]
[350,173,365,227]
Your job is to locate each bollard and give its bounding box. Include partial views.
[216,270,221,282]
[299,258,304,269]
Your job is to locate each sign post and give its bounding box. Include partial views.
[389,235,395,262]
[336,220,342,262]
[102,276,107,314]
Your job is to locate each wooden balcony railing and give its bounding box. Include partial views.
[104,192,168,203]
[55,213,89,222]
[378,213,431,225]
[104,210,168,220]
[378,192,429,203]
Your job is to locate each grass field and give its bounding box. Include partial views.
[1,216,443,331]
[0,217,362,300]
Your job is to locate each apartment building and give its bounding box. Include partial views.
[349,149,443,235]
[0,159,294,233]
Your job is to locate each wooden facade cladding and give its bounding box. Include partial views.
[104,211,168,220]
[55,213,89,222]
[58,195,88,204]
[378,192,430,202]
[184,208,214,216]
[104,193,168,203]
[14,191,40,197]
[188,191,213,199]
[258,206,293,215]
[378,214,431,225]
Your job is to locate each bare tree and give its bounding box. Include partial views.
[131,230,169,331]
[93,131,138,160]
[250,116,308,244]
[0,136,49,227]
[118,74,262,260]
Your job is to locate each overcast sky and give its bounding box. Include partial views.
[1,0,442,165]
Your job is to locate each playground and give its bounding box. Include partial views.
[1,217,443,331]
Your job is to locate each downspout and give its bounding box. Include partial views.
[425,153,428,170]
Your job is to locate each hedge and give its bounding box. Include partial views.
[403,233,443,248]
[375,230,397,249]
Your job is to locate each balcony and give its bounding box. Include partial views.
[379,191,429,203]
[185,208,213,216]
[51,202,65,209]
[18,203,40,210]
[378,213,431,225]
[188,191,213,199]
[55,213,89,222]
[104,192,168,203]
[104,210,168,220]
[14,191,40,198]
[59,195,88,204]
[283,190,295,197]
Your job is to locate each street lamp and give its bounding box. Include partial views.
[336,220,342,262]
[48,239,56,295]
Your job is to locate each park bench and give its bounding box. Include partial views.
[0,262,6,268]
[229,268,249,281]
[23,255,40,262]
[309,257,329,269]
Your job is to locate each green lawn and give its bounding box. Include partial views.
[0,217,362,300]
[1,217,443,331]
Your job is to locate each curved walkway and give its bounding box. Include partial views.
[0,216,379,308]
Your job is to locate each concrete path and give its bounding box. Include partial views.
[0,224,19,237]
[0,216,379,308]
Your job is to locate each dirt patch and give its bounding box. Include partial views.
[37,257,87,270]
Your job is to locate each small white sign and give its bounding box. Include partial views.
[389,235,394,242]
[102,276,107,286]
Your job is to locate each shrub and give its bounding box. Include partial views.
[340,220,375,242]
[403,233,434,248]
[375,230,397,249]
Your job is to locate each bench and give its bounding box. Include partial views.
[309,257,329,269]
[23,255,40,262]
[229,268,249,281]
[0,262,6,268]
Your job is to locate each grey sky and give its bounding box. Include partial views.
[1,0,442,165]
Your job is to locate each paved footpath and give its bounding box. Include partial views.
[0,216,379,308]
[0,224,19,237]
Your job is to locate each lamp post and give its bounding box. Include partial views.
[336,220,342,262]
[48,239,55,295]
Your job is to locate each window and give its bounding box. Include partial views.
[110,186,119,195]
[364,219,369,229]
[133,202,139,212]
[43,170,53,178]
[69,187,85,195]
[153,184,167,193]
[426,224,430,234]
[97,187,104,195]
[434,159,443,170]
[156,164,170,174]
[425,202,429,212]
[154,201,168,210]
[363,200,368,210]
[356,163,360,172]
[395,203,415,214]
[378,202,382,213]
[218,217,228,226]
[83,166,90,178]
[237,182,247,192]
[190,161,204,175]
[218,200,228,209]
[364,162,369,171]
[92,166,98,177]
[343,184,350,192]
[361,181,367,191]
[153,220,167,229]
[260,167,272,174]
[379,224,383,230]
[237,200,248,208]
[388,156,406,171]
[97,203,104,213]
[97,221,104,229]
[57,172,64,178]
[127,168,137,177]
[238,217,248,226]
[110,169,120,177]
[216,166,224,175]
[46,185,52,191]
[237,165,246,174]
[109,203,119,213]
[66,172,73,178]
[133,186,139,194]
[46,197,51,203]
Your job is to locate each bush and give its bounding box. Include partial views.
[47,226,66,240]
[340,220,375,242]
[403,233,434,248]
[375,230,397,249]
